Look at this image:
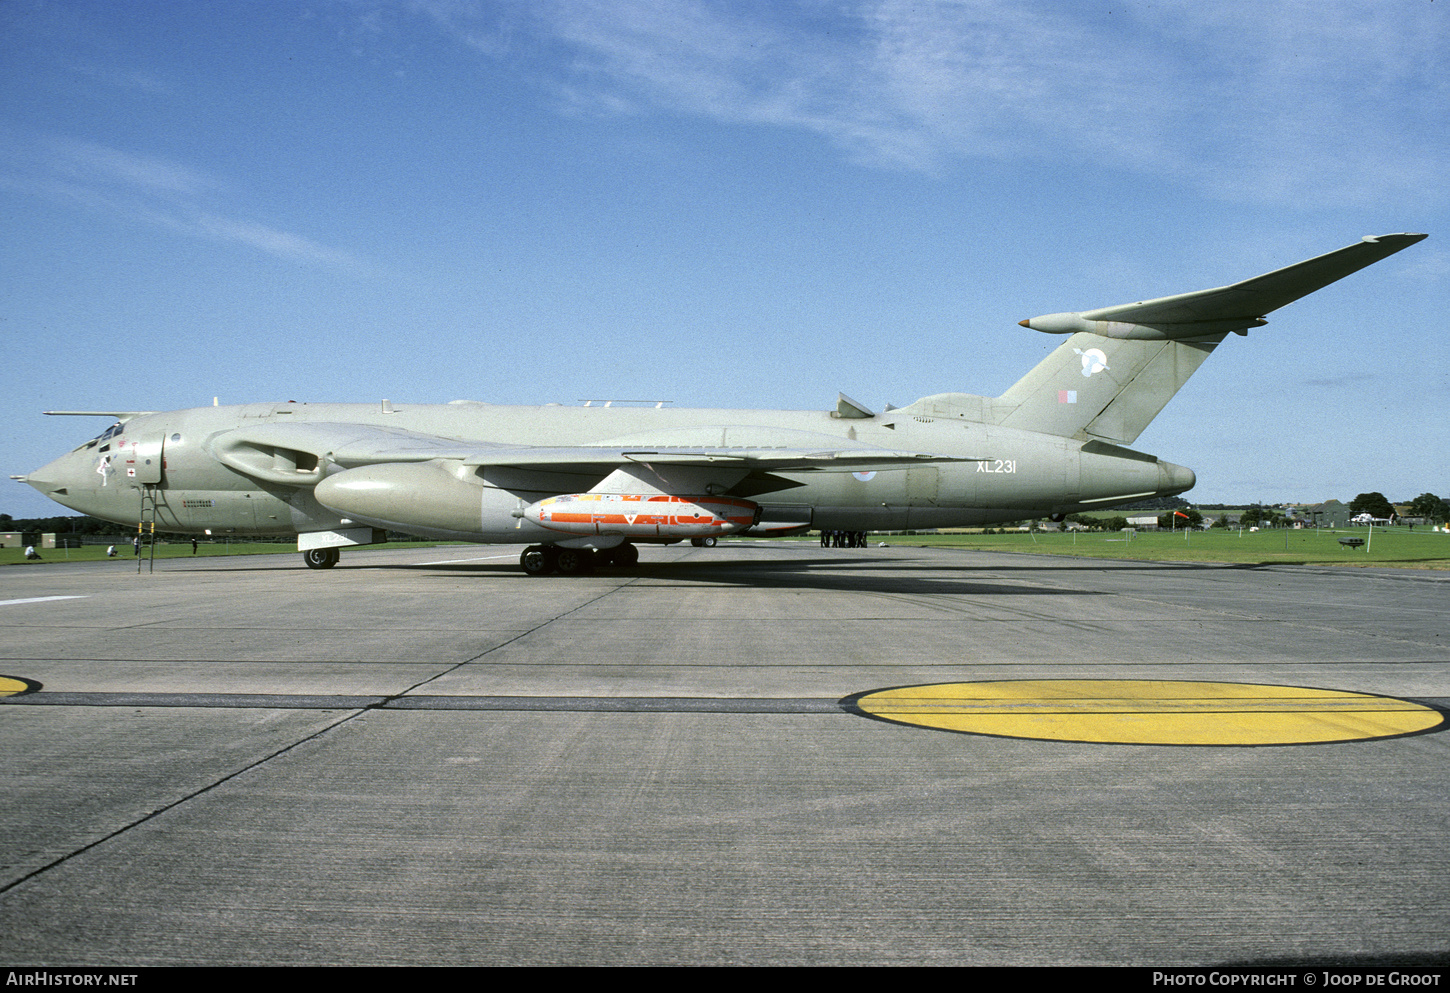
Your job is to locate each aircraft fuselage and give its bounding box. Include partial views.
[25,399,1191,542]
[22,234,1424,572]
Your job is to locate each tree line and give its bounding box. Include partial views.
[1,514,133,535]
[7,491,1447,538]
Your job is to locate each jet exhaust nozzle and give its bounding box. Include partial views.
[314,461,486,534]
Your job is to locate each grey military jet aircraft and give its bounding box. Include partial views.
[17,233,1426,575]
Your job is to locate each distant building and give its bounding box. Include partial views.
[1299,500,1351,528]
[1393,505,1428,526]
[2,532,61,548]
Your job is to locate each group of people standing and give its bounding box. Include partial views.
[820,530,870,548]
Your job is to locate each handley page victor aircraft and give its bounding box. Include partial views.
[16,233,1426,575]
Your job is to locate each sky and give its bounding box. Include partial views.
[2,0,1446,519]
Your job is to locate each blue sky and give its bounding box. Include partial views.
[3,0,1446,518]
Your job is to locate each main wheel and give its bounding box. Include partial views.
[554,547,594,575]
[303,547,339,569]
[598,543,639,567]
[690,535,718,548]
[520,545,557,576]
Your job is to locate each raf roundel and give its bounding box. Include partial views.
[1074,347,1111,377]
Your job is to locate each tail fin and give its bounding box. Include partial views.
[995,233,1426,444]
[994,333,1223,445]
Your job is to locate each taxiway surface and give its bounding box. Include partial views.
[2,541,1447,966]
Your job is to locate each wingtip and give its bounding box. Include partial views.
[1363,232,1428,244]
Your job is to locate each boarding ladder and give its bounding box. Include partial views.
[137,484,159,574]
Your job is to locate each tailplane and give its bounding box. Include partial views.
[994,233,1426,444]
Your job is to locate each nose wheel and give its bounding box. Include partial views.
[303,547,340,569]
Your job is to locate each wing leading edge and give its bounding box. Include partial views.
[205,420,979,487]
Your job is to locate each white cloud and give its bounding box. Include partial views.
[16,135,363,271]
[194,214,362,269]
[417,0,1450,205]
[46,137,221,198]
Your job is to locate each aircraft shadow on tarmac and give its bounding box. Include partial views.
[383,553,1116,597]
[136,545,1374,599]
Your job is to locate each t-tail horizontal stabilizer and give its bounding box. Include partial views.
[1000,233,1426,445]
[1019,233,1426,341]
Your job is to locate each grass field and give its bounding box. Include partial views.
[4,530,1446,570]
[880,527,1450,569]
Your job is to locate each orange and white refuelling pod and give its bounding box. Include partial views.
[525,493,760,538]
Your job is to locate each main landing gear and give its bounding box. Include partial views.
[520,542,639,576]
[690,536,717,547]
[303,547,340,569]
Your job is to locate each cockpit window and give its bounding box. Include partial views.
[74,421,124,453]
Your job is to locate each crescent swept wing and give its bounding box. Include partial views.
[204,420,979,486]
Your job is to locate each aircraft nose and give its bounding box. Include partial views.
[18,449,89,501]
[19,458,67,496]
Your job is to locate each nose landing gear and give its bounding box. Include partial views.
[303,547,340,569]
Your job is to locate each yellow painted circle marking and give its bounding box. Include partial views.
[1,676,38,698]
[848,680,1445,746]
